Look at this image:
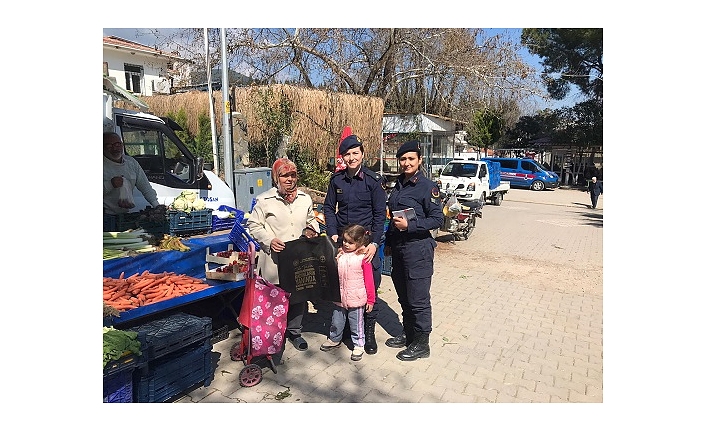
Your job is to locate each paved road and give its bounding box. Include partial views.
[176,186,603,403]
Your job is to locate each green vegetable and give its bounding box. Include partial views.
[103,327,142,367]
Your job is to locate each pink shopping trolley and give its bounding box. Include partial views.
[230,242,290,387]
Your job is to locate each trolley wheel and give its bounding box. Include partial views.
[239,364,263,387]
[230,342,244,361]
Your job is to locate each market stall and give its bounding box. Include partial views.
[103,233,246,326]
[103,225,254,403]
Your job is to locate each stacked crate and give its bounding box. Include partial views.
[167,209,213,236]
[103,353,139,403]
[127,313,214,403]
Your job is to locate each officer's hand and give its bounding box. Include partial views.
[331,234,339,244]
[362,243,376,263]
[393,216,408,231]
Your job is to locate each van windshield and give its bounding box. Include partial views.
[442,163,478,177]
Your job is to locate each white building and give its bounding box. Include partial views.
[103,36,192,96]
[382,113,468,177]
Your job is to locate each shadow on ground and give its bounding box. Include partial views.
[580,211,603,228]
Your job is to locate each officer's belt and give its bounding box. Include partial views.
[391,230,432,243]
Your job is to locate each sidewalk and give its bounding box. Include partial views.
[176,187,603,403]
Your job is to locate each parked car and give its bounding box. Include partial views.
[481,157,559,191]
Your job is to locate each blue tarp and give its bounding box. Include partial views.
[103,234,232,279]
[103,234,246,325]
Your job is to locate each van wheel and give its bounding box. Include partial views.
[493,193,503,206]
[531,181,545,191]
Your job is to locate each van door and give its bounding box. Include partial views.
[116,114,212,210]
[497,159,522,186]
[519,160,540,187]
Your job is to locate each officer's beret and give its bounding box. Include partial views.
[339,135,363,155]
[396,140,421,158]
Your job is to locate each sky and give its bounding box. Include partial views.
[103,27,582,113]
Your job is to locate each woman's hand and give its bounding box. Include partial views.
[270,238,286,253]
[365,303,373,313]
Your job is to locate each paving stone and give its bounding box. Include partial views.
[175,189,602,405]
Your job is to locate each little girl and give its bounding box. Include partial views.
[319,224,376,361]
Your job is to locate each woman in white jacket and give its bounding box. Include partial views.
[246,157,316,352]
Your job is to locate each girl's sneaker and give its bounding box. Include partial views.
[320,339,342,352]
[351,345,364,361]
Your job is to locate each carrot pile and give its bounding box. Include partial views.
[103,270,211,311]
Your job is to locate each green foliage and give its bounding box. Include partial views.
[166,109,213,162]
[193,112,214,163]
[286,143,331,191]
[499,100,602,148]
[521,28,603,101]
[248,87,293,168]
[553,99,603,147]
[471,109,504,149]
[499,110,558,147]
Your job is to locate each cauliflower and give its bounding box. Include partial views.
[180,190,198,203]
[171,196,189,212]
[192,198,206,210]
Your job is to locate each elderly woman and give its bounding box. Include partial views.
[246,157,317,351]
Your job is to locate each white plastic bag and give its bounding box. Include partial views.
[117,179,135,209]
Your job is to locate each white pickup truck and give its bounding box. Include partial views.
[436,158,510,206]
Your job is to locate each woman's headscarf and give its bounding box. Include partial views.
[272,157,298,203]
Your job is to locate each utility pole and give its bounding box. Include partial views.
[221,28,233,189]
[205,28,219,176]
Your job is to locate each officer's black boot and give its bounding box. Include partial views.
[396,332,430,361]
[385,333,406,348]
[385,322,414,348]
[364,317,378,354]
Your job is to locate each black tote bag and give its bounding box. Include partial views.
[277,236,341,303]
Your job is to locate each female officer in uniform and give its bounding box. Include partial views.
[323,134,387,355]
[384,140,444,361]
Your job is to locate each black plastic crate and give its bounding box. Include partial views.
[168,209,213,236]
[104,352,140,377]
[127,313,212,363]
[134,339,213,403]
[211,325,229,344]
[104,213,137,232]
[104,368,134,403]
[104,213,168,237]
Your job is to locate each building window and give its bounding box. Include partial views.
[124,64,143,94]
